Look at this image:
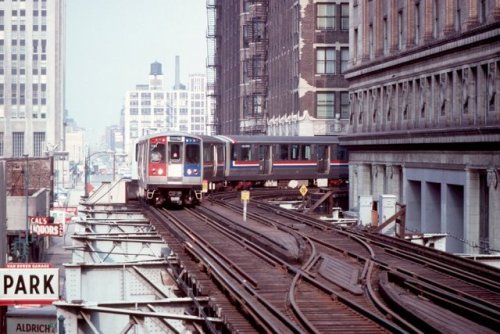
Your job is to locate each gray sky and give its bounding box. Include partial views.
[66,0,207,140]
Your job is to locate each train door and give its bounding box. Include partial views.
[317,144,330,174]
[168,140,183,178]
[258,144,272,174]
[216,144,225,178]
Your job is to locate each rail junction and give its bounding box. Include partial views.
[56,180,500,333]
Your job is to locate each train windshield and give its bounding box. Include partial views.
[185,144,200,164]
[150,143,166,163]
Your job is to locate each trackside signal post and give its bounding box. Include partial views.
[241,191,250,222]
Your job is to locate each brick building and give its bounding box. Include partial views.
[343,1,500,254]
[208,0,350,135]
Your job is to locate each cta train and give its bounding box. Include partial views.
[136,132,348,206]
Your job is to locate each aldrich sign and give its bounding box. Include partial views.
[7,318,57,334]
[0,264,59,305]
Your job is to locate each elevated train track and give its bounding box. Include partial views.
[143,190,500,333]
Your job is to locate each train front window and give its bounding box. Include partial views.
[150,143,165,163]
[186,144,200,164]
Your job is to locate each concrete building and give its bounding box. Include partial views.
[208,0,350,135]
[123,62,209,164]
[343,1,500,254]
[0,0,65,158]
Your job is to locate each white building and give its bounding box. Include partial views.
[123,62,208,164]
[0,0,65,158]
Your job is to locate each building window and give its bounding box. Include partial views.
[383,17,389,54]
[433,0,439,38]
[253,96,263,114]
[479,0,486,24]
[455,0,461,32]
[369,24,374,58]
[340,48,349,73]
[398,10,404,50]
[415,2,421,44]
[353,28,358,60]
[33,132,45,157]
[316,92,335,118]
[316,48,336,74]
[340,4,349,30]
[13,132,24,157]
[317,3,336,30]
[340,92,349,119]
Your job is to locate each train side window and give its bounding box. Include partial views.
[258,145,267,160]
[317,145,328,160]
[186,144,200,164]
[170,144,181,161]
[203,144,213,162]
[216,145,224,163]
[302,145,312,160]
[279,144,289,160]
[150,143,165,163]
[240,144,252,161]
[291,144,299,160]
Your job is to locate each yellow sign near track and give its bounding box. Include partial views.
[241,190,250,201]
[299,185,308,197]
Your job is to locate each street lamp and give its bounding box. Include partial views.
[84,150,118,198]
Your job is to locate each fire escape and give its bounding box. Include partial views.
[240,0,268,135]
[206,0,220,135]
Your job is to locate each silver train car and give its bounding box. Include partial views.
[209,135,348,189]
[136,132,203,205]
[136,132,348,205]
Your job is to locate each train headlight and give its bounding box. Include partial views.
[158,168,164,175]
[187,169,192,175]
[193,169,199,175]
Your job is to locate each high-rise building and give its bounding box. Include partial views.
[123,62,208,164]
[0,0,65,158]
[344,1,500,254]
[207,0,350,135]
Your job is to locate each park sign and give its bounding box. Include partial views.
[0,263,59,305]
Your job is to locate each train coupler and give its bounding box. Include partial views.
[194,190,203,200]
[146,190,155,200]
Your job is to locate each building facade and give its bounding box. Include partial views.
[0,0,65,158]
[210,0,350,135]
[344,0,500,254]
[123,62,208,164]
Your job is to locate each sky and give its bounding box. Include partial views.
[66,0,208,140]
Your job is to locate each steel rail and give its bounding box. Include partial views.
[197,202,406,333]
[152,206,304,334]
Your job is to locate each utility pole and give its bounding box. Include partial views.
[23,154,30,262]
[0,161,7,333]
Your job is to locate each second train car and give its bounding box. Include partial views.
[204,135,348,190]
